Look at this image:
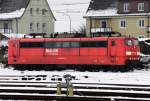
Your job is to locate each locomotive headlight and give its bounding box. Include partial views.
[137,52,140,55]
[126,51,132,55]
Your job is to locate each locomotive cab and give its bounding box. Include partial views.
[8,39,20,64]
[108,37,140,67]
[124,38,140,66]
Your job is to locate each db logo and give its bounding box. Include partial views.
[46,49,58,55]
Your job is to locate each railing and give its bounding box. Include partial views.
[0,29,12,34]
[91,27,112,33]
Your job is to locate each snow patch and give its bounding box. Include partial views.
[85,8,118,17]
[0,8,25,19]
[85,8,150,17]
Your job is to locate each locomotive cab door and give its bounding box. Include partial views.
[109,39,117,57]
[12,40,19,58]
[108,39,117,64]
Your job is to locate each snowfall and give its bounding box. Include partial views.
[0,0,150,85]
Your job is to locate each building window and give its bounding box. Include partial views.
[101,20,107,28]
[138,3,144,11]
[37,23,39,31]
[42,23,46,32]
[120,19,126,28]
[30,23,34,32]
[4,23,9,33]
[123,2,129,12]
[138,19,145,28]
[36,8,39,14]
[42,9,47,15]
[30,8,33,15]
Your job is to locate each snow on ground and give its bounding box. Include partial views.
[47,0,91,32]
[0,64,150,85]
[0,1,150,85]
[21,69,150,85]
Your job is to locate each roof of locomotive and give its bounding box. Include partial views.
[9,37,137,42]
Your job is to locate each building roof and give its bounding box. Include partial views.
[84,0,150,18]
[0,0,29,19]
[0,0,56,20]
[87,0,117,11]
[0,0,30,13]
[84,0,118,18]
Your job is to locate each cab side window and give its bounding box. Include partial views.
[111,41,116,46]
[125,40,132,46]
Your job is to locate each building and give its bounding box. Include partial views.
[0,0,56,34]
[84,0,150,38]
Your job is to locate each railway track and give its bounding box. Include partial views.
[0,75,149,100]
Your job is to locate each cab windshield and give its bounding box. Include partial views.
[125,39,139,46]
[125,40,132,46]
[133,39,139,46]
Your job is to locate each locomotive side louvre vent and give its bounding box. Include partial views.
[19,41,108,48]
[20,42,44,48]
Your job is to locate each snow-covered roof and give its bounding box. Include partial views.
[85,8,150,18]
[87,0,117,11]
[84,0,150,18]
[0,0,55,20]
[85,8,118,17]
[0,0,29,19]
[0,8,25,19]
[84,0,117,17]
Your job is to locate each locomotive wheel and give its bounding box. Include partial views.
[8,64,136,72]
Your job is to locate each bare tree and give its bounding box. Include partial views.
[73,23,86,34]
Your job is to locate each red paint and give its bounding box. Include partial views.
[8,37,140,66]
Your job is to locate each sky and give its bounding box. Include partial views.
[47,0,91,32]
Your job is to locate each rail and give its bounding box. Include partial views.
[0,75,149,100]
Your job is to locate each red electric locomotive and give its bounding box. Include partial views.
[8,37,140,71]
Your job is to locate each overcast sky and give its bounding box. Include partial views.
[48,0,91,32]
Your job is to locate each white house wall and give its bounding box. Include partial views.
[18,0,55,34]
